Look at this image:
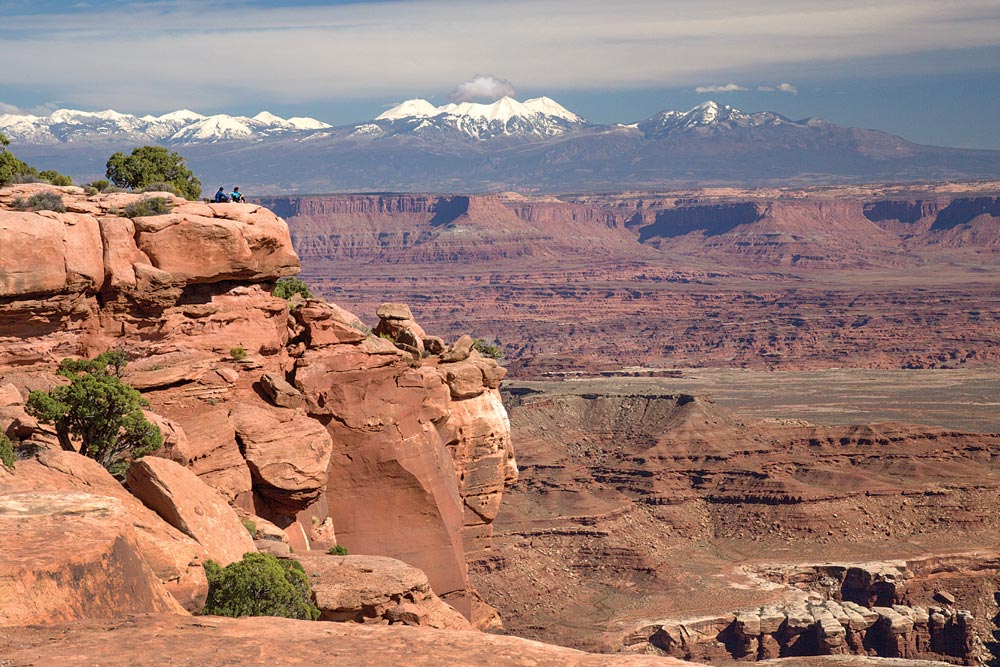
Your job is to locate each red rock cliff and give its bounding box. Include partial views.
[0,183,516,625]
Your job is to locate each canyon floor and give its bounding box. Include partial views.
[470,370,1000,656]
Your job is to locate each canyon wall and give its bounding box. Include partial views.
[268,188,1000,375]
[0,184,515,625]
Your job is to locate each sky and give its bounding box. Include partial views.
[1,0,999,148]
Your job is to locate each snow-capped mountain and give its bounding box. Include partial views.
[0,108,332,145]
[637,101,797,138]
[358,96,586,140]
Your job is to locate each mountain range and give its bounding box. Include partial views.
[6,97,1000,192]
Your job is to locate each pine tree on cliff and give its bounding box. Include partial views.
[106,145,202,200]
[27,351,162,476]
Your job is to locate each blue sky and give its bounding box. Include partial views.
[2,0,999,148]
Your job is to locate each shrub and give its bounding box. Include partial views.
[230,346,248,362]
[0,433,15,469]
[106,145,202,200]
[89,179,110,191]
[472,338,503,360]
[12,191,66,213]
[240,518,257,538]
[140,181,181,196]
[123,196,172,218]
[327,544,348,556]
[272,276,314,301]
[26,351,162,476]
[203,552,320,620]
[39,169,72,186]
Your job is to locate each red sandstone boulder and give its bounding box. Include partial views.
[0,492,184,626]
[132,208,299,284]
[0,209,104,297]
[294,552,471,630]
[126,456,256,566]
[0,450,208,610]
[157,404,252,500]
[229,401,333,507]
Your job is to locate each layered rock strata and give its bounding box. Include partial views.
[629,601,978,664]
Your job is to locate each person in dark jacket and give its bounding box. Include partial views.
[214,187,230,203]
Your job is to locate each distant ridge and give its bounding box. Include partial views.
[0,108,331,145]
[7,97,1000,191]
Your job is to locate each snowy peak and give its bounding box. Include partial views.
[639,101,797,137]
[0,108,331,145]
[366,95,586,139]
[376,99,441,121]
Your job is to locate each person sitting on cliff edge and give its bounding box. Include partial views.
[214,187,230,203]
[230,186,244,203]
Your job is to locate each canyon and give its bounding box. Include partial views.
[262,181,1000,377]
[3,182,1000,666]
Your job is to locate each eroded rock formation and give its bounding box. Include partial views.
[0,183,516,627]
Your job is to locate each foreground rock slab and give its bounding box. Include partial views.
[0,614,699,667]
[0,493,184,626]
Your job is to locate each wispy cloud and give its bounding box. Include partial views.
[695,83,749,94]
[449,75,516,102]
[0,0,996,112]
[758,83,798,94]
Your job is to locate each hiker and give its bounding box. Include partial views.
[214,187,230,203]
[230,186,244,203]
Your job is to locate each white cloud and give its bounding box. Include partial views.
[695,83,749,93]
[449,75,517,102]
[757,83,798,93]
[0,101,22,114]
[0,0,996,111]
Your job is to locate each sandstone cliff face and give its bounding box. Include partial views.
[0,184,516,625]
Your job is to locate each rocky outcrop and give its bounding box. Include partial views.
[629,601,979,665]
[0,184,517,627]
[126,456,256,566]
[0,492,184,625]
[0,450,209,610]
[294,552,471,629]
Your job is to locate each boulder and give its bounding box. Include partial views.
[293,301,368,347]
[133,209,299,284]
[441,334,475,363]
[126,456,256,566]
[0,209,104,297]
[0,492,184,626]
[443,360,487,399]
[376,302,414,320]
[423,335,446,355]
[229,402,333,507]
[1,450,208,610]
[294,552,471,630]
[259,372,307,409]
[158,406,252,500]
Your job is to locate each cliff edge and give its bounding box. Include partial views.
[0,183,515,627]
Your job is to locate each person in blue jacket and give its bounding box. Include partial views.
[230,186,244,203]
[214,187,230,203]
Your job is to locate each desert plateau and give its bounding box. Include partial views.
[4,1,1000,665]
